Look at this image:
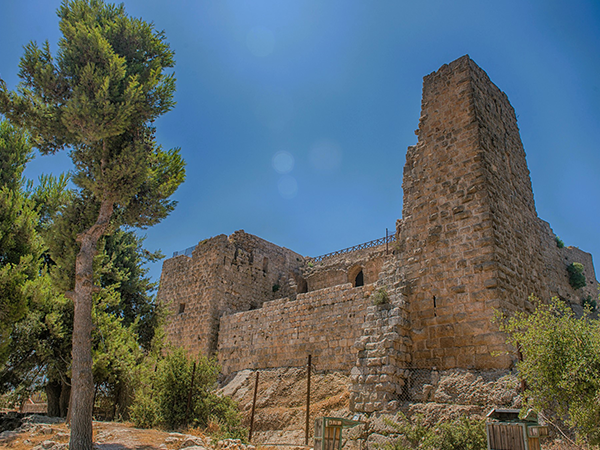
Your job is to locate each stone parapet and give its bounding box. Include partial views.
[218,283,373,375]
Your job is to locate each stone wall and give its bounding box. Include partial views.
[218,283,374,375]
[304,245,388,292]
[158,230,304,357]
[350,258,411,413]
[537,219,599,305]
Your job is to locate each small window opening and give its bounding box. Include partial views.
[433,296,437,317]
[354,270,364,287]
[263,257,269,274]
[178,303,186,314]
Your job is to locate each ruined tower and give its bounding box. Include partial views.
[397,55,596,371]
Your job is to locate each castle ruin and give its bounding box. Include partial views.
[157,55,598,412]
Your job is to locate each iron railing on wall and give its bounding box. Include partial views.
[173,245,196,257]
[172,230,397,261]
[308,232,396,263]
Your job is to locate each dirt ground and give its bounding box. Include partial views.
[218,367,352,445]
[0,368,591,450]
[0,367,347,450]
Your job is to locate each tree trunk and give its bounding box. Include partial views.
[46,380,62,417]
[69,198,113,450]
[60,379,70,418]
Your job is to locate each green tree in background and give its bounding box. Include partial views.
[96,229,164,350]
[0,1,185,447]
[498,297,600,446]
[0,133,165,418]
[0,121,44,365]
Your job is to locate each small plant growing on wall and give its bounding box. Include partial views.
[272,284,280,293]
[567,262,586,290]
[555,236,565,248]
[372,287,389,306]
[582,295,597,312]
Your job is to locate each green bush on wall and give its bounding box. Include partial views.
[555,236,565,248]
[567,262,586,290]
[582,295,597,312]
[372,287,389,306]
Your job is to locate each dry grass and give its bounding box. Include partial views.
[0,420,204,450]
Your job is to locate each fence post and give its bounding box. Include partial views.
[386,228,389,255]
[305,355,312,446]
[249,371,260,442]
[185,361,197,425]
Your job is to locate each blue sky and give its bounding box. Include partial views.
[1,0,599,285]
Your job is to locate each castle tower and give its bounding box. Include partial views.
[398,55,552,370]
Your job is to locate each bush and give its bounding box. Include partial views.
[383,414,486,450]
[372,287,389,306]
[128,390,160,428]
[130,349,245,438]
[497,297,600,446]
[567,262,586,290]
[434,416,487,450]
[555,236,565,248]
[582,295,597,312]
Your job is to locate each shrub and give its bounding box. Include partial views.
[567,262,586,290]
[383,414,486,450]
[372,287,389,306]
[128,390,160,428]
[383,414,434,450]
[434,416,487,450]
[130,349,245,438]
[497,297,600,446]
[582,295,597,312]
[555,236,565,248]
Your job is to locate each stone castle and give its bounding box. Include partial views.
[157,55,598,412]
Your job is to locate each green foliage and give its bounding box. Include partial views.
[272,284,280,293]
[383,413,486,450]
[0,120,44,364]
[567,262,586,290]
[555,236,565,248]
[497,297,600,445]
[130,349,245,438]
[95,229,164,349]
[0,121,32,191]
[1,4,185,437]
[582,295,597,312]
[0,272,71,394]
[372,287,389,306]
[92,289,142,418]
[0,0,185,230]
[1,221,165,418]
[433,417,487,450]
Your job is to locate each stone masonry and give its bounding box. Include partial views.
[159,231,305,356]
[158,55,598,412]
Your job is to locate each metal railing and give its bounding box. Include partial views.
[173,245,196,257]
[172,230,397,262]
[309,232,396,263]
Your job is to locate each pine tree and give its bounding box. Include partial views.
[0,2,185,448]
[0,121,44,364]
